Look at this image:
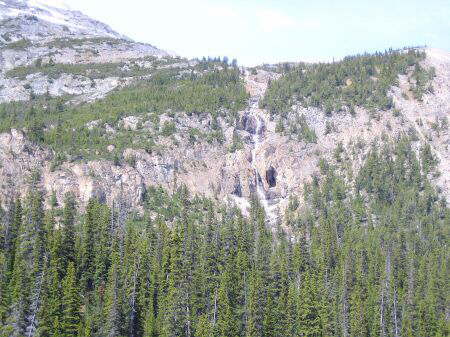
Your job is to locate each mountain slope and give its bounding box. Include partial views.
[0,0,449,227]
[0,0,170,104]
[1,0,126,40]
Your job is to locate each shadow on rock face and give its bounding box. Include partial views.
[232,177,242,197]
[241,114,257,134]
[266,166,277,188]
[92,187,106,203]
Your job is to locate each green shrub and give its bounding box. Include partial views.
[125,154,137,167]
[5,61,151,80]
[229,131,244,152]
[188,127,203,144]
[5,39,31,50]
[50,152,67,171]
[275,118,285,133]
[289,115,317,143]
[161,121,176,137]
[46,37,125,49]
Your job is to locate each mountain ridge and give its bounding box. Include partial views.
[0,0,126,40]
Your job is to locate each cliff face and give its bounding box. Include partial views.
[0,1,449,224]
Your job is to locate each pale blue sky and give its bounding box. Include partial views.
[68,0,449,65]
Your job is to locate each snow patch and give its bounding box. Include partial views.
[27,0,80,28]
[4,7,27,17]
[0,0,121,38]
[28,0,72,10]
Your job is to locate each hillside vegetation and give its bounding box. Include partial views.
[261,48,435,117]
[0,62,248,161]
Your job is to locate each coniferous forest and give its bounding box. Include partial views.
[0,136,448,337]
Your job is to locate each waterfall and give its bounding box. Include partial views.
[250,101,277,224]
[231,72,278,225]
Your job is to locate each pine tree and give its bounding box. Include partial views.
[262,290,276,337]
[106,263,122,336]
[297,269,321,336]
[4,248,28,337]
[143,296,156,337]
[78,198,111,291]
[0,198,22,323]
[162,227,186,337]
[27,191,47,337]
[217,267,236,337]
[200,205,220,320]
[270,235,290,337]
[61,193,77,269]
[79,198,100,291]
[61,262,81,337]
[245,270,263,337]
[194,314,213,337]
[139,228,158,337]
[37,232,64,337]
[3,191,46,337]
[285,282,299,336]
[235,214,251,334]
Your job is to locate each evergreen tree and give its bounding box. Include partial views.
[217,266,237,337]
[61,262,81,337]
[4,246,28,337]
[37,230,64,337]
[0,199,22,323]
[297,269,321,336]
[79,198,99,291]
[61,193,77,269]
[162,227,186,337]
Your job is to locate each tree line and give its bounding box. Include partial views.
[261,48,434,118]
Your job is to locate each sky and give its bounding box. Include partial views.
[64,0,449,66]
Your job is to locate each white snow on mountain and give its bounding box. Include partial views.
[0,0,124,39]
[28,0,72,10]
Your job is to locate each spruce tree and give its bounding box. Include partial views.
[61,193,77,269]
[217,267,236,337]
[61,262,81,337]
[4,248,28,337]
[297,269,321,336]
[0,199,22,324]
[162,227,186,337]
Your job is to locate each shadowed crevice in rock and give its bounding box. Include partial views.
[232,177,242,197]
[241,114,257,134]
[240,114,266,137]
[92,187,106,203]
[266,166,277,188]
